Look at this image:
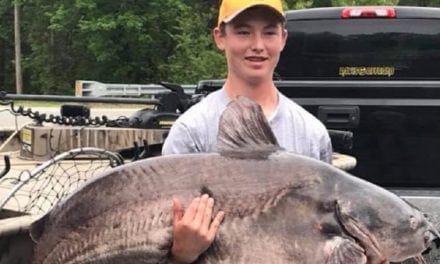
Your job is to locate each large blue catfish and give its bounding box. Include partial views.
[30,97,439,264]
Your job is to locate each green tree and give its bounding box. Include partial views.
[159,1,226,84]
[1,0,439,95]
[398,0,440,6]
[21,0,185,94]
[0,0,16,92]
[18,0,221,94]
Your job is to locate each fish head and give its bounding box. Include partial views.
[337,192,440,262]
[375,203,440,262]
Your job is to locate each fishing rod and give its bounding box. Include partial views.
[0,82,201,127]
[0,91,161,105]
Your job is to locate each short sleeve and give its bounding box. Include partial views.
[320,131,333,164]
[161,121,199,155]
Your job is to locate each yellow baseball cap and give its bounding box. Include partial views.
[218,0,285,26]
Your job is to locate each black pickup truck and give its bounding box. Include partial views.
[195,6,440,263]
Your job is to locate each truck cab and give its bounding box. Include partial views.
[277,6,440,188]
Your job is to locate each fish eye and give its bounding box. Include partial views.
[409,216,418,229]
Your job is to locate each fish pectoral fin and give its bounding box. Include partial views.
[29,213,49,242]
[335,200,385,262]
[325,236,367,264]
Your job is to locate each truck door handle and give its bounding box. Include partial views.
[317,106,360,129]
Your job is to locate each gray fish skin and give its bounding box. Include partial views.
[30,97,439,264]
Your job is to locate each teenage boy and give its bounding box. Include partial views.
[165,0,332,263]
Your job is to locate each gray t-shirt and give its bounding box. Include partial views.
[162,88,332,163]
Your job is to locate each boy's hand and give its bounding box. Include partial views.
[170,194,225,263]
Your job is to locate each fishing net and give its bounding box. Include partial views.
[0,147,124,216]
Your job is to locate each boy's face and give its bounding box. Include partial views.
[213,6,287,84]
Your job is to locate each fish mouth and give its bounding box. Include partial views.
[434,237,440,248]
[419,226,440,260]
[427,229,440,248]
[425,222,440,247]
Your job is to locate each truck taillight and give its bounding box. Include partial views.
[341,7,396,18]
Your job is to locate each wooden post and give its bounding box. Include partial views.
[75,80,82,97]
[14,0,23,95]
